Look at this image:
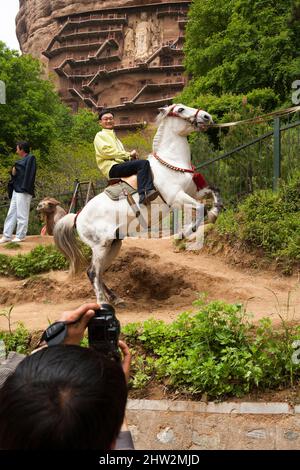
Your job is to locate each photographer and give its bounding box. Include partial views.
[0,303,133,450]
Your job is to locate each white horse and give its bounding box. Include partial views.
[54,104,222,304]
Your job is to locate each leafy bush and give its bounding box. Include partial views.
[0,323,31,354]
[212,209,239,237]
[212,173,300,269]
[0,253,11,276]
[182,1,299,105]
[180,90,279,123]
[1,299,299,399]
[121,129,154,157]
[123,298,300,398]
[0,245,68,278]
[38,141,100,197]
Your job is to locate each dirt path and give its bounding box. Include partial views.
[0,236,299,331]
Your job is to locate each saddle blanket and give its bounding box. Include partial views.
[104,181,137,201]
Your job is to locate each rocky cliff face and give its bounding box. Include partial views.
[16,0,190,127]
[17,1,131,58]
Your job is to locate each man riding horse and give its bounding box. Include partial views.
[55,104,222,304]
[94,110,159,205]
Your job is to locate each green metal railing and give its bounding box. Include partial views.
[0,180,107,236]
[192,112,300,205]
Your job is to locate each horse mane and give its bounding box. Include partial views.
[155,106,170,125]
[152,106,170,153]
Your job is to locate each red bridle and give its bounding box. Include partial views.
[152,105,206,173]
[167,104,203,125]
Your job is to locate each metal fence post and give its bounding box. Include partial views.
[69,179,80,213]
[273,117,281,191]
[171,207,179,235]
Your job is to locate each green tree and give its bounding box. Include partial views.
[182,0,300,110]
[0,42,72,154]
[69,108,99,144]
[0,42,104,200]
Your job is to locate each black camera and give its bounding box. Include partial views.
[88,304,121,361]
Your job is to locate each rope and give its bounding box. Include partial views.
[209,105,300,129]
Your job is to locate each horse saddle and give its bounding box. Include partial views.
[104,179,137,201]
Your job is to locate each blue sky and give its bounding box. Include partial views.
[0,0,20,50]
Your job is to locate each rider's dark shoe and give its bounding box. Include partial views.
[139,189,159,206]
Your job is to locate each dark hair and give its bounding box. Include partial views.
[99,109,115,120]
[0,345,127,450]
[16,141,30,154]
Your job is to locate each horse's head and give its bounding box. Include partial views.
[157,104,213,134]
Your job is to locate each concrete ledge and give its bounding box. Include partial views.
[127,399,300,450]
[128,399,295,414]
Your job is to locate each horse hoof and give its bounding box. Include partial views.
[186,241,202,251]
[113,297,126,306]
[207,208,219,224]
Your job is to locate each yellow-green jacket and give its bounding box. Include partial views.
[94,128,131,178]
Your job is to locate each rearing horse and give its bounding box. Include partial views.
[54,104,221,304]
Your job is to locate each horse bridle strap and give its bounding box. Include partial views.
[167,104,179,117]
[167,104,202,125]
[153,152,195,173]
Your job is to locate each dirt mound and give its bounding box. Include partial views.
[1,236,300,333]
[0,275,92,306]
[125,262,191,300]
[107,247,193,301]
[0,246,196,310]
[0,277,55,305]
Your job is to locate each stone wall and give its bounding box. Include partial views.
[16,0,190,127]
[127,399,300,450]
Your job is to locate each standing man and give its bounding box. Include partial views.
[94,110,158,205]
[0,142,36,243]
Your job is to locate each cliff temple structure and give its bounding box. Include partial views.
[16,0,191,129]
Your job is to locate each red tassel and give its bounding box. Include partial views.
[193,172,207,190]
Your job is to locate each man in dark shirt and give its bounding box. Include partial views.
[0,141,36,243]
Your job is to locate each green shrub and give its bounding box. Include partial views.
[0,253,12,276]
[211,173,300,268]
[123,298,300,398]
[10,245,68,278]
[213,208,239,238]
[0,245,68,278]
[121,129,153,156]
[1,299,299,399]
[0,323,31,354]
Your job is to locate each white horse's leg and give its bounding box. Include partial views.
[102,240,125,305]
[196,187,223,223]
[102,239,122,272]
[87,244,112,304]
[174,190,204,239]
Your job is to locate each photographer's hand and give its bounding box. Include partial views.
[59,303,99,345]
[118,340,131,383]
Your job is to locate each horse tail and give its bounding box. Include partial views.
[53,213,85,276]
